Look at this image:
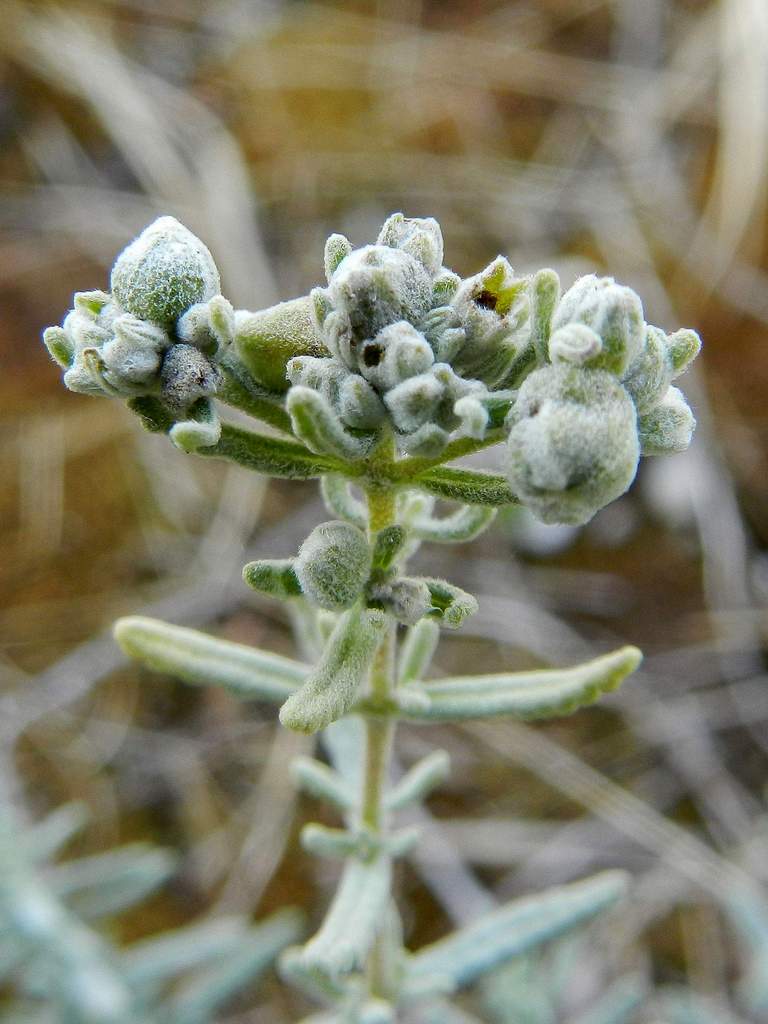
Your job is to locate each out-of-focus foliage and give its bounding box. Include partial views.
[2,1,768,1021]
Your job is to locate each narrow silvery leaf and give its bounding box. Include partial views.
[386,751,451,811]
[24,803,89,863]
[300,853,392,977]
[655,990,751,1024]
[406,870,628,991]
[48,843,176,919]
[423,579,478,629]
[198,423,344,478]
[122,916,248,990]
[412,505,497,543]
[114,616,307,702]
[320,475,367,529]
[168,909,302,1024]
[243,559,302,600]
[414,467,519,507]
[322,717,366,797]
[279,607,387,733]
[571,974,646,1024]
[324,233,353,282]
[403,646,641,721]
[301,825,361,859]
[279,946,347,1004]
[530,268,560,363]
[216,354,294,433]
[291,757,353,811]
[398,619,440,685]
[287,386,373,461]
[359,998,396,1024]
[169,397,221,452]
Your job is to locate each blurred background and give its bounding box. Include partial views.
[1,0,768,1020]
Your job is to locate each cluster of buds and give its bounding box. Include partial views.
[42,211,700,525]
[507,274,700,523]
[43,217,234,450]
[280,214,539,457]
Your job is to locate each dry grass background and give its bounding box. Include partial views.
[1,1,768,1020]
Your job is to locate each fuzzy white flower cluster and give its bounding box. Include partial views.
[43,211,700,525]
[43,217,231,416]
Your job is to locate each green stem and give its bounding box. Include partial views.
[361,472,398,997]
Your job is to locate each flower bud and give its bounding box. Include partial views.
[101,314,168,386]
[110,216,220,327]
[234,296,328,392]
[377,212,444,275]
[551,275,644,376]
[449,256,532,386]
[638,386,695,455]
[506,365,640,525]
[622,324,701,414]
[327,245,432,347]
[548,323,603,366]
[358,321,434,391]
[295,521,371,611]
[160,343,219,415]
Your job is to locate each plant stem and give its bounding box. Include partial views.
[362,473,398,997]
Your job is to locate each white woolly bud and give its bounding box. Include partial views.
[376,212,444,275]
[359,321,435,391]
[327,245,432,344]
[622,324,702,415]
[101,314,168,386]
[551,274,643,376]
[110,216,220,327]
[450,256,533,386]
[177,295,235,355]
[506,365,640,525]
[399,422,450,457]
[638,386,695,455]
[371,578,433,626]
[234,297,327,393]
[384,373,445,432]
[295,521,371,611]
[548,323,603,365]
[339,375,387,429]
[160,344,219,415]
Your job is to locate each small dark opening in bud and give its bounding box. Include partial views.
[363,344,383,367]
[475,290,498,311]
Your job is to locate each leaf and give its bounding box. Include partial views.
[279,607,387,734]
[49,844,176,919]
[122,917,249,990]
[114,616,307,703]
[291,757,354,811]
[23,804,89,863]
[168,910,302,1024]
[300,853,392,978]
[386,751,450,811]
[287,386,373,461]
[412,505,497,543]
[571,974,646,1024]
[397,619,440,685]
[406,870,628,992]
[216,353,294,433]
[413,467,518,507]
[242,559,303,600]
[422,579,478,629]
[197,423,345,478]
[403,647,641,721]
[169,397,221,453]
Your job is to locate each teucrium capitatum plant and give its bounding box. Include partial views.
[43,212,701,1021]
